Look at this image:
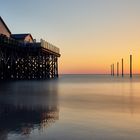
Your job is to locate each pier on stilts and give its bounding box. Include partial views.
[0,35,60,80]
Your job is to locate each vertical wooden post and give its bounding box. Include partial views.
[117,62,119,76]
[113,64,114,76]
[56,57,58,77]
[122,58,124,77]
[111,65,112,76]
[130,55,132,78]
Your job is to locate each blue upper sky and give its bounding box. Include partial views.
[1,0,140,39]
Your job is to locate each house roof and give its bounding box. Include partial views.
[0,16,11,35]
[11,33,34,41]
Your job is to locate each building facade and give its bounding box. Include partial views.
[0,17,11,37]
[11,34,34,43]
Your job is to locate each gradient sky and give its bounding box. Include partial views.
[1,0,140,74]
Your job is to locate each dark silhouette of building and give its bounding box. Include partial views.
[11,33,34,43]
[0,17,60,80]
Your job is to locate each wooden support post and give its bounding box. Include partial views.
[111,65,112,76]
[112,64,114,76]
[130,55,132,78]
[122,58,124,77]
[56,57,58,77]
[44,55,46,79]
[117,62,119,76]
[37,56,40,79]
[52,55,54,78]
[42,55,45,79]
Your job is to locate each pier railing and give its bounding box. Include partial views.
[40,39,60,55]
[0,34,60,56]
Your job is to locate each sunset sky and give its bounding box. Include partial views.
[1,0,140,74]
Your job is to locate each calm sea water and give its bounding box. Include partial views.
[1,75,140,140]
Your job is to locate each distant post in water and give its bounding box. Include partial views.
[130,55,132,78]
[113,64,114,76]
[117,62,119,76]
[122,58,124,77]
[111,65,112,76]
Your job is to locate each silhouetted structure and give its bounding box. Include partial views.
[11,34,34,43]
[0,17,60,80]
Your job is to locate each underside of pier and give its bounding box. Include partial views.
[0,34,60,80]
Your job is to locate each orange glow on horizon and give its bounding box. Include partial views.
[58,42,140,74]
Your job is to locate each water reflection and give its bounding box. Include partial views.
[0,80,59,139]
[59,75,140,115]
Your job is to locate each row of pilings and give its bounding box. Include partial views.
[111,55,133,78]
[0,34,60,80]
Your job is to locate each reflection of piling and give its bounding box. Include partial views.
[130,55,132,78]
[122,58,124,77]
[117,62,119,76]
